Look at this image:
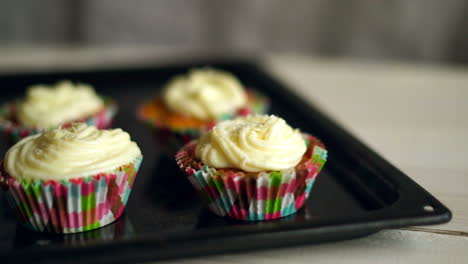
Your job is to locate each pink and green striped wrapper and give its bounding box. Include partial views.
[0,156,142,234]
[176,134,327,221]
[0,97,117,143]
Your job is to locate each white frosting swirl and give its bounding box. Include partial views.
[163,68,247,120]
[195,115,306,172]
[17,81,104,129]
[4,123,142,180]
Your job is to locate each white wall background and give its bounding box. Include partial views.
[1,0,468,64]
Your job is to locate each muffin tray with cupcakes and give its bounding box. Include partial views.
[0,61,451,263]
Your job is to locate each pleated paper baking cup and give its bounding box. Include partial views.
[176,134,327,221]
[138,89,270,156]
[0,156,142,234]
[0,97,117,143]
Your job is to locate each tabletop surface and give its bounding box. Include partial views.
[1,47,467,263]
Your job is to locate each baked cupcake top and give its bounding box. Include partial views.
[195,115,306,172]
[163,68,247,121]
[4,123,141,181]
[16,81,104,129]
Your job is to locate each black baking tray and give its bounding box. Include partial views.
[0,60,451,263]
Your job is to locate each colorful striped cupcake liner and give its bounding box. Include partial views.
[138,89,270,156]
[0,97,117,143]
[176,134,327,221]
[0,156,142,234]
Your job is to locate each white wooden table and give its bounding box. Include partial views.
[1,47,467,263]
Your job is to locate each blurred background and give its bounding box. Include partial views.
[1,0,468,64]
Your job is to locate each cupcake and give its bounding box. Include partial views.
[137,68,269,155]
[0,81,117,143]
[176,115,327,221]
[0,123,142,233]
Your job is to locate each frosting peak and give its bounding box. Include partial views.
[195,115,306,172]
[162,68,247,120]
[4,123,142,180]
[17,81,104,129]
